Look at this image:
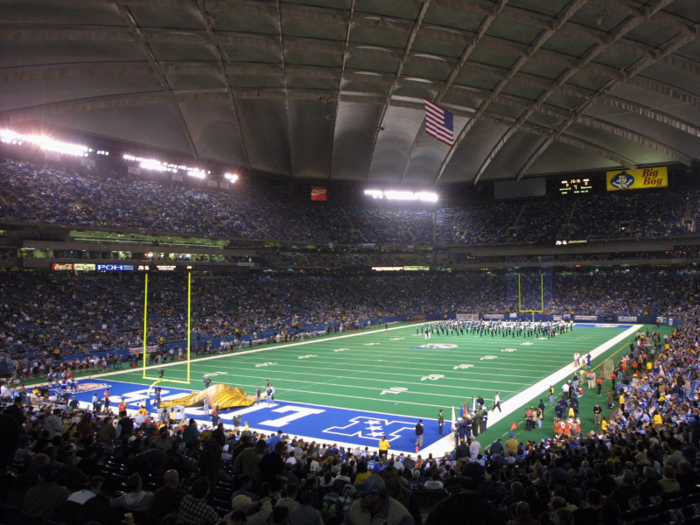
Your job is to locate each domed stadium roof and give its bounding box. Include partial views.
[1,0,699,186]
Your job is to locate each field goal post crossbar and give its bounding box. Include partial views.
[518,274,545,320]
[141,272,192,385]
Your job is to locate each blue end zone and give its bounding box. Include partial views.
[65,380,447,453]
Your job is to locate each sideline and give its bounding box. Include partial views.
[418,324,643,457]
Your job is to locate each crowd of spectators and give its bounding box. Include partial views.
[1,266,697,363]
[2,158,699,247]
[2,304,700,525]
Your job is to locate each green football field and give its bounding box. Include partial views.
[90,321,671,447]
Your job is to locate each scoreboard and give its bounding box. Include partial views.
[558,178,593,196]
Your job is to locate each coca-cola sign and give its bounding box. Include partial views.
[52,263,74,271]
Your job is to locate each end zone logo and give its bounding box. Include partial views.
[413,343,458,349]
[76,383,111,393]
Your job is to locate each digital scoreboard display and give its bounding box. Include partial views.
[559,178,593,195]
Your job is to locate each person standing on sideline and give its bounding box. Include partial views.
[492,392,501,412]
[153,385,162,408]
[573,352,581,368]
[203,376,211,389]
[587,369,597,390]
[438,410,444,435]
[548,385,555,405]
[415,420,424,451]
[202,395,210,416]
[378,435,390,458]
[211,405,220,427]
[593,404,602,425]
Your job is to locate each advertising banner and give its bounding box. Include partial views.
[618,316,638,322]
[483,314,504,320]
[52,263,73,271]
[606,166,668,191]
[97,264,135,271]
[456,314,479,321]
[311,186,328,201]
[574,315,598,321]
[73,263,95,271]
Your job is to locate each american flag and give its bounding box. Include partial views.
[425,99,454,146]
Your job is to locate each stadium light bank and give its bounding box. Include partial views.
[1,129,91,157]
[364,189,438,202]
[123,154,209,179]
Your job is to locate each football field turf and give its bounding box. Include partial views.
[71,321,669,455]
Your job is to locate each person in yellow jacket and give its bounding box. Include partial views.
[653,412,663,427]
[378,435,391,459]
[601,418,609,432]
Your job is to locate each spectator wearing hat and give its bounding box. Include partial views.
[426,463,504,525]
[505,432,519,454]
[346,474,413,525]
[21,463,70,519]
[268,429,284,450]
[226,494,273,525]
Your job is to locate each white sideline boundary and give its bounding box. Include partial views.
[61,322,641,456]
[418,324,642,457]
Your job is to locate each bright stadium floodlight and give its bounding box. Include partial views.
[0,130,24,146]
[365,189,384,199]
[123,154,207,178]
[186,168,206,179]
[1,129,89,156]
[364,189,438,202]
[224,173,239,183]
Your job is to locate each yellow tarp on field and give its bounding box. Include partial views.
[159,384,256,410]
